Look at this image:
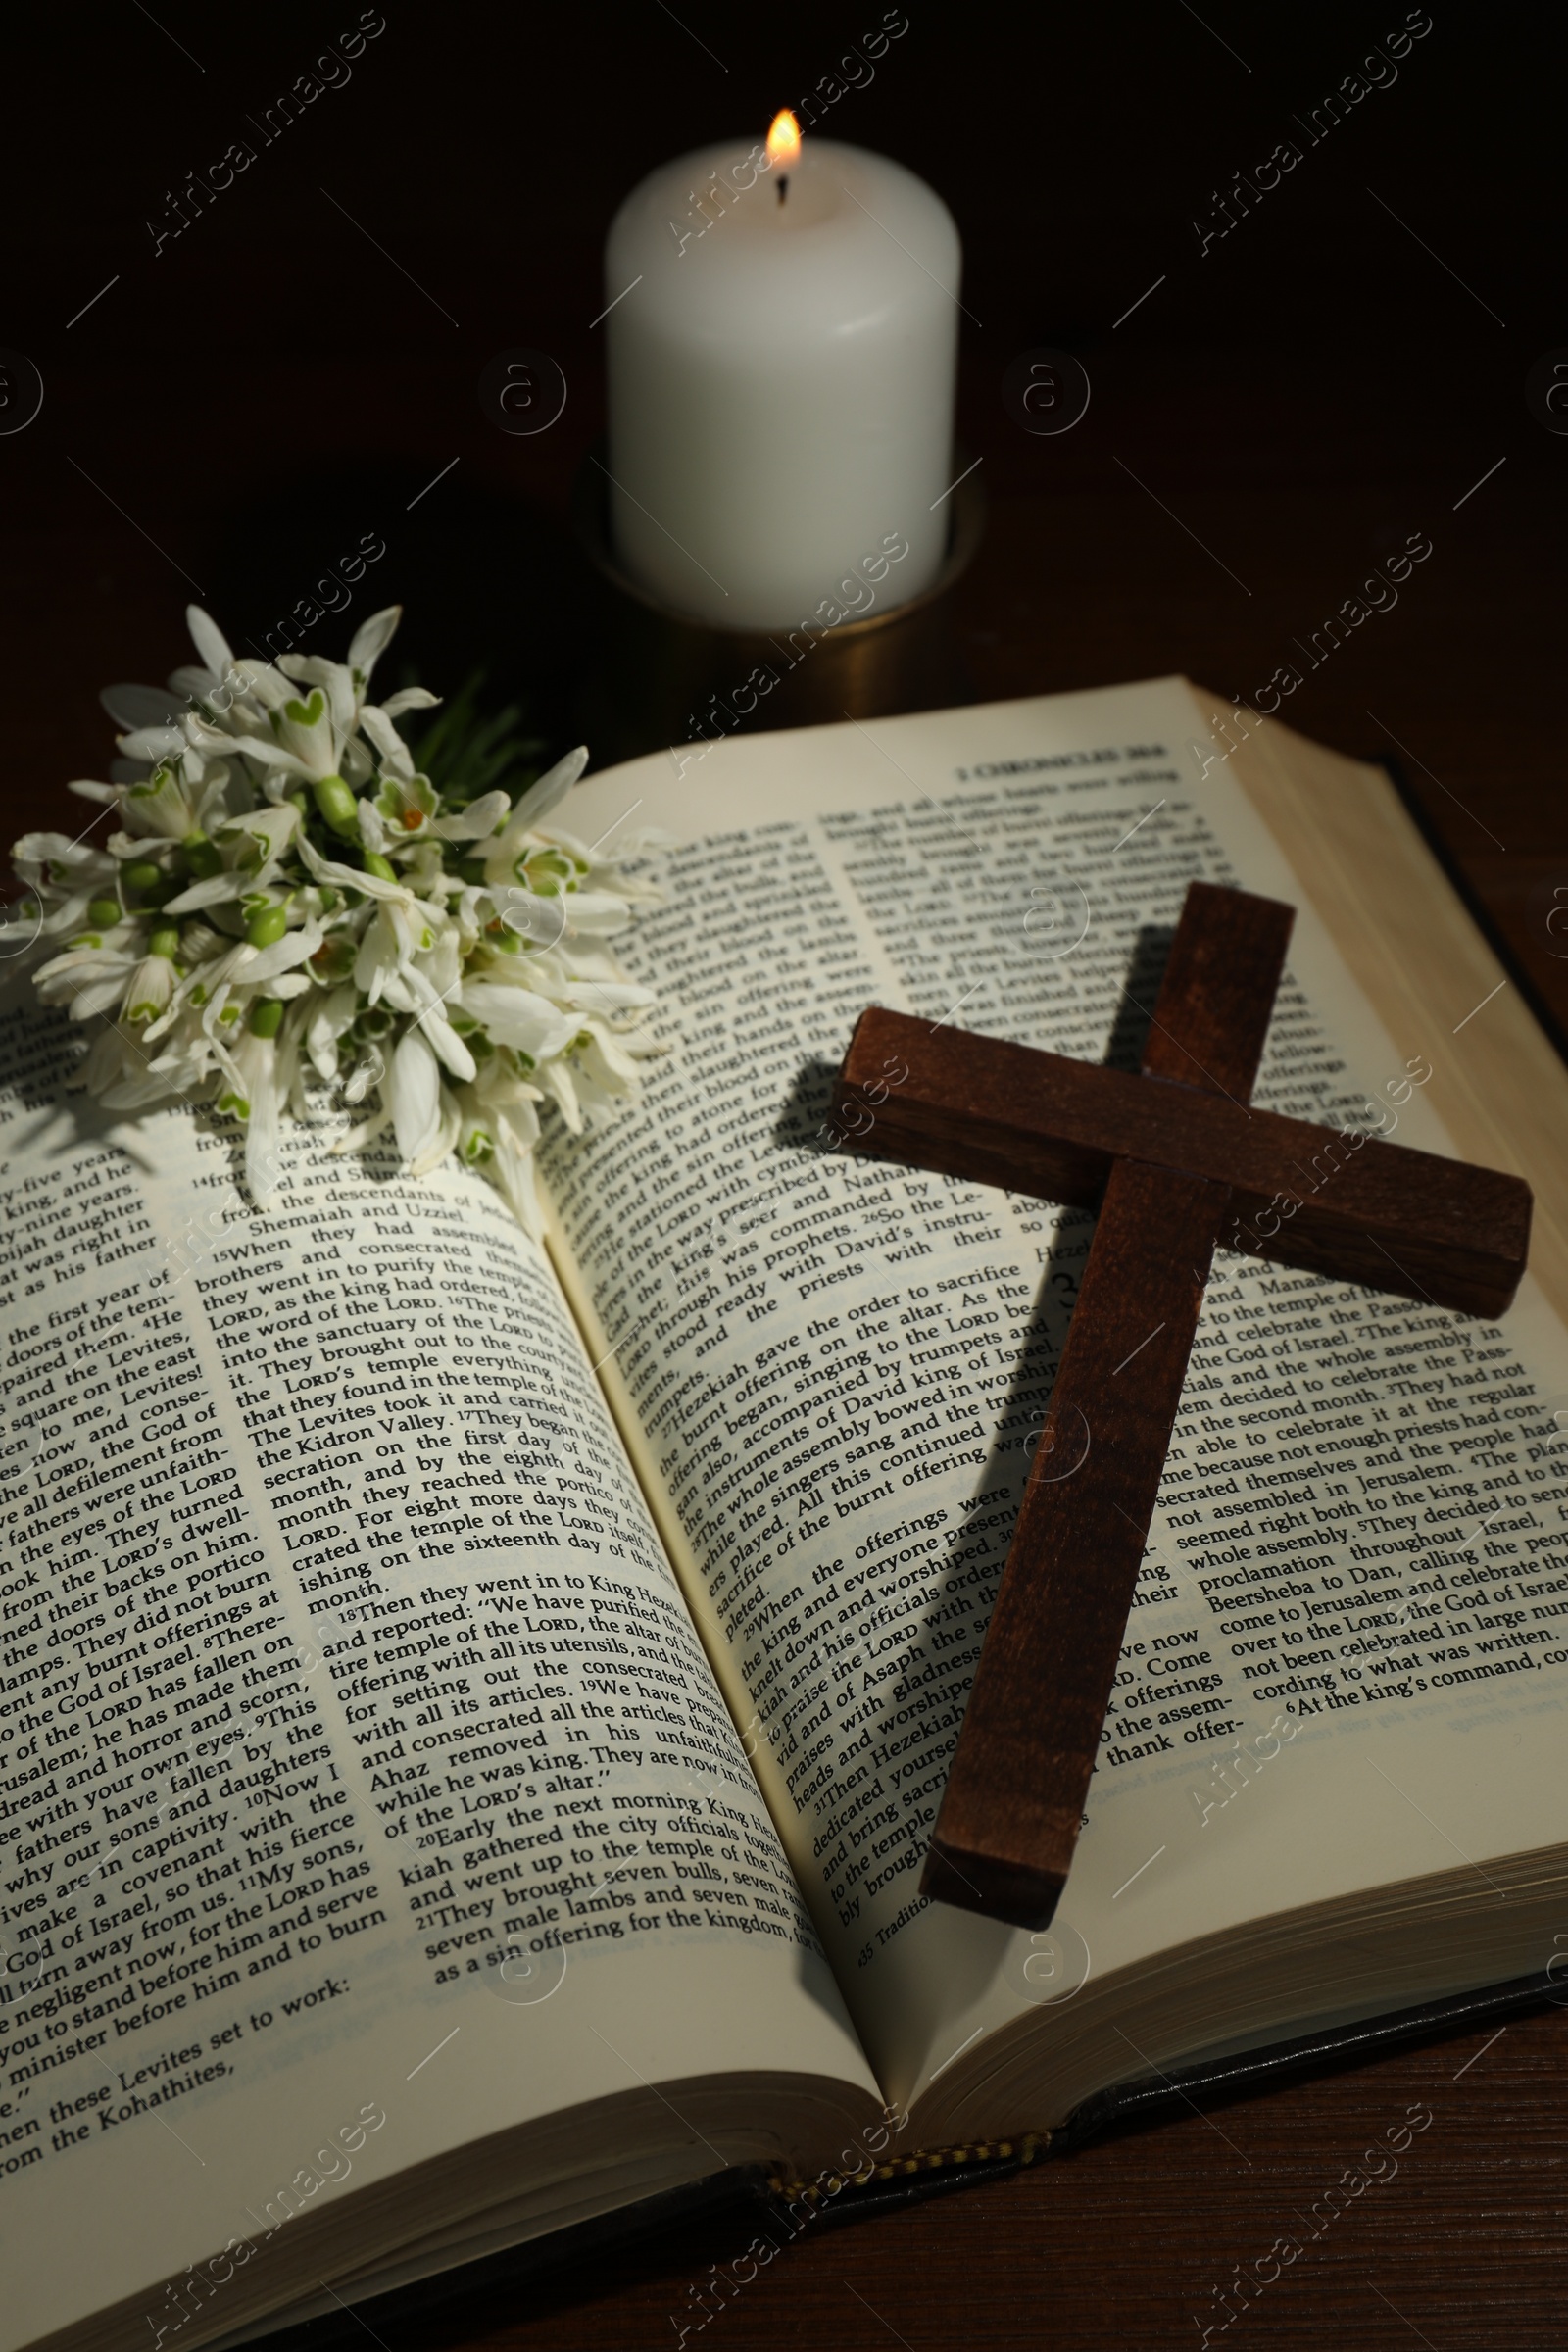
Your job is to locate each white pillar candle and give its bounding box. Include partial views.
[604,121,961,631]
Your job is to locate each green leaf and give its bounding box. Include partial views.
[393,669,548,810]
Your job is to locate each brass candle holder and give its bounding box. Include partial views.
[571,447,986,766]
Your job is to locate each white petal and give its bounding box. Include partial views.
[36,946,134,994]
[579,1025,642,1087]
[220,803,300,861]
[358,703,415,778]
[205,1019,245,1099]
[15,830,115,871]
[122,954,176,1023]
[534,1056,582,1133]
[30,894,93,938]
[506,745,589,833]
[555,889,633,935]
[244,921,322,984]
[232,660,294,710]
[194,767,236,832]
[561,980,657,1013]
[162,872,247,914]
[144,1043,212,1094]
[71,973,134,1019]
[495,1091,542,1145]
[332,1108,391,1152]
[485,887,570,951]
[101,684,185,732]
[186,607,234,683]
[238,1041,283,1206]
[377,688,441,717]
[348,605,402,678]
[431,788,510,841]
[387,1028,441,1165]
[409,1086,462,1179]
[307,984,360,1081]
[488,1119,545,1237]
[459,979,577,1061]
[353,900,431,1004]
[119,724,187,761]
[122,764,196,840]
[421,1008,477,1084]
[200,727,311,776]
[295,835,415,905]
[342,1044,384,1104]
[325,662,358,738]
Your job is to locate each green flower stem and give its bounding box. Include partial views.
[362,853,397,883]
[87,898,122,928]
[248,998,284,1038]
[148,926,180,958]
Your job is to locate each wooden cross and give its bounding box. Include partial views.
[833,881,1531,1931]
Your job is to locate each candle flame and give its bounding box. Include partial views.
[766,110,802,171]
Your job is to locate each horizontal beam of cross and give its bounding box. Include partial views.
[837,1010,1529,1319]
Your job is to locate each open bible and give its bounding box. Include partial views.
[6,677,1568,2352]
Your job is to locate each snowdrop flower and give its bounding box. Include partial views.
[35,942,140,1021]
[123,927,180,1025]
[11,833,125,953]
[10,602,670,1225]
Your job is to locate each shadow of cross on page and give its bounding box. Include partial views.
[831,879,1533,1931]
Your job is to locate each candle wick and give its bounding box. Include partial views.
[777,176,788,207]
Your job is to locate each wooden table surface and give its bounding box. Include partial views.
[5,7,1566,2345]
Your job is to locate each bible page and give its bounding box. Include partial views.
[0,1007,877,2352]
[541,681,1568,2121]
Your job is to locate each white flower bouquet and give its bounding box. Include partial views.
[9,604,666,1232]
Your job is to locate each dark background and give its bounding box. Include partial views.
[5,3,1567,2344]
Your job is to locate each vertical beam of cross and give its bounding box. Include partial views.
[921,886,1295,1929]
